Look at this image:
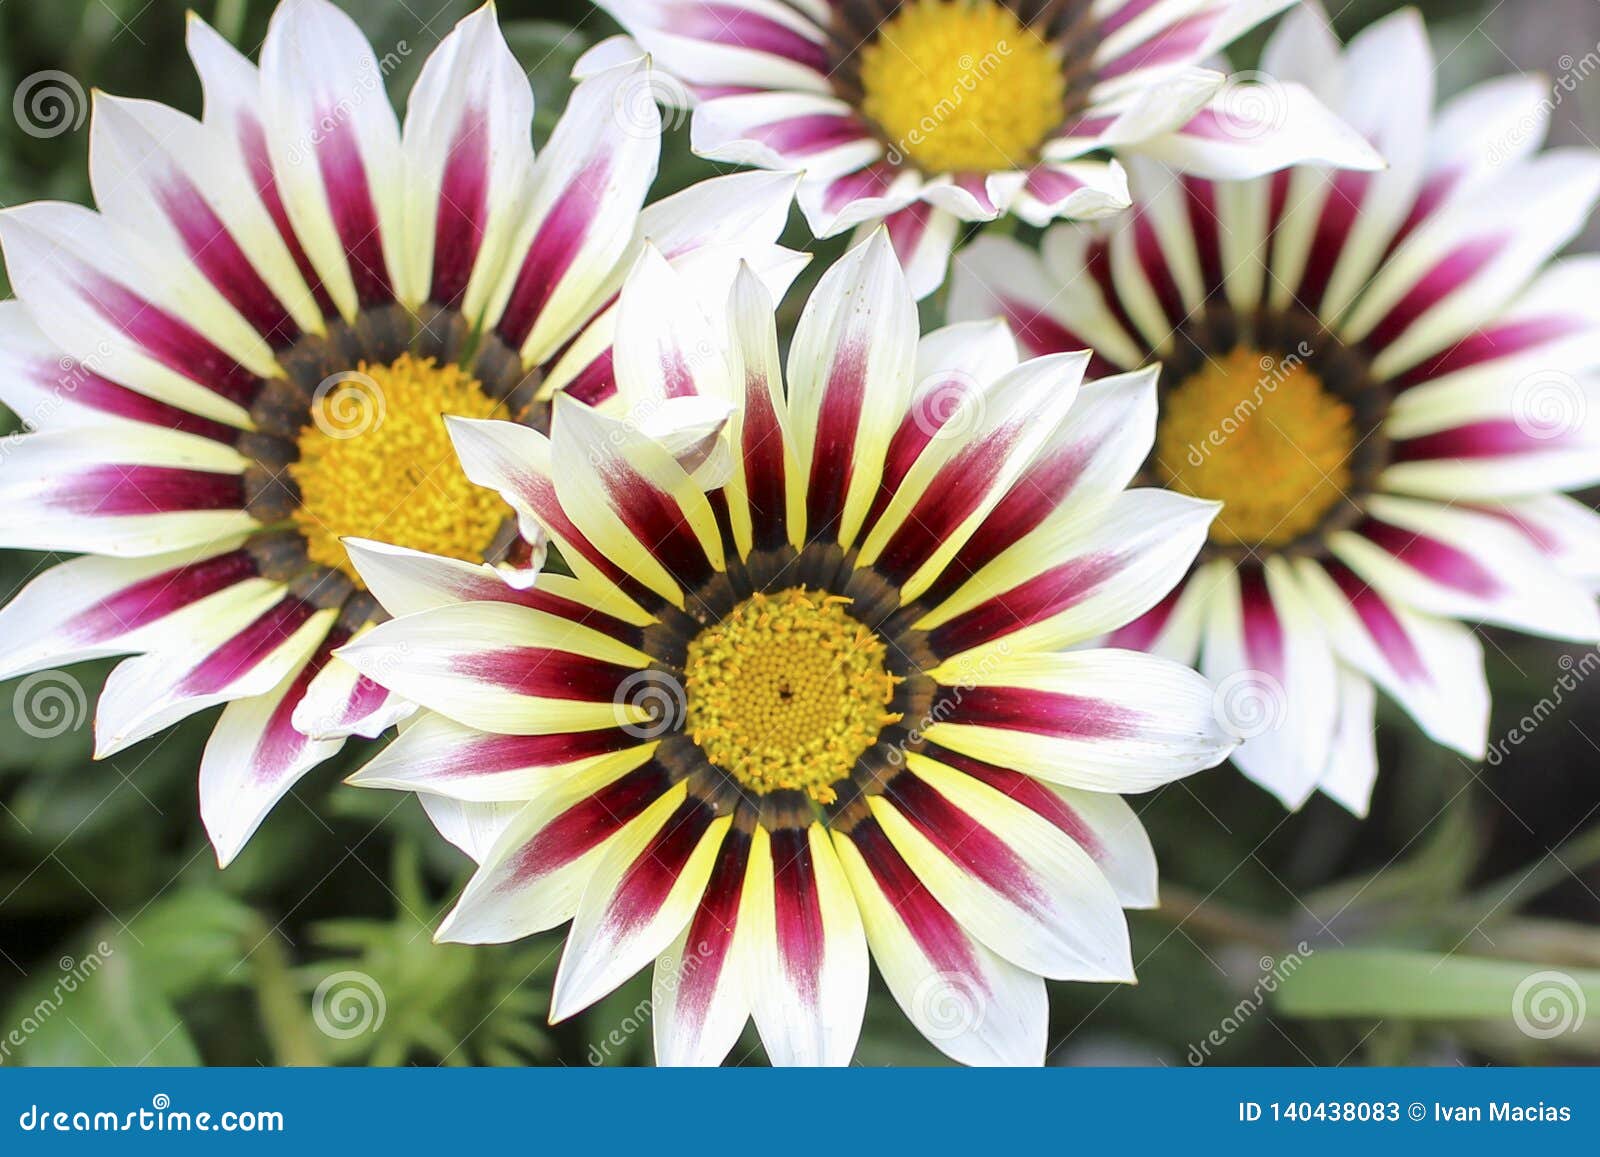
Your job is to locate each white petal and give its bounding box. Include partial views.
[401,4,535,316]
[259,0,407,319]
[784,229,918,549]
[833,825,1046,1066]
[922,649,1237,794]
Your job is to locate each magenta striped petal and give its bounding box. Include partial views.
[847,815,981,977]
[1324,562,1429,683]
[1183,177,1225,295]
[918,446,1102,610]
[1129,208,1185,328]
[1238,569,1286,677]
[768,825,830,1005]
[1098,0,1168,39]
[429,105,492,308]
[1103,584,1183,651]
[1085,240,1145,366]
[1361,235,1508,355]
[505,760,674,887]
[668,824,751,1043]
[452,646,635,702]
[311,668,395,738]
[1393,418,1584,463]
[496,156,610,349]
[740,350,791,552]
[77,275,263,407]
[928,683,1142,744]
[52,465,244,517]
[379,723,638,793]
[805,337,870,540]
[667,2,829,72]
[1385,168,1463,259]
[179,597,318,698]
[920,746,1105,860]
[1293,171,1372,313]
[238,113,337,317]
[559,347,618,407]
[153,175,299,348]
[870,419,1037,587]
[248,627,345,785]
[869,379,980,530]
[313,115,395,307]
[925,546,1124,657]
[64,549,258,647]
[1096,9,1219,81]
[1355,517,1505,600]
[1024,165,1083,207]
[750,112,869,159]
[1389,315,1591,392]
[17,354,238,443]
[591,455,719,590]
[885,201,935,263]
[1054,112,1120,143]
[950,174,998,215]
[821,163,900,215]
[881,772,1050,914]
[585,795,715,942]
[987,294,1117,376]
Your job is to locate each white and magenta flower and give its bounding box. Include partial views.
[334,233,1236,1066]
[584,0,1383,296]
[950,6,1600,813]
[0,0,800,864]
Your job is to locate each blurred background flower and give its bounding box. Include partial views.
[1,0,1598,1066]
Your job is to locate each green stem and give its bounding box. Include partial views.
[250,925,326,1067]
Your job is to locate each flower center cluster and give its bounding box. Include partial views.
[290,354,508,585]
[857,0,1065,173]
[683,588,901,804]
[1155,347,1357,549]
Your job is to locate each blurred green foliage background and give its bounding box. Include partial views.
[1,0,1598,1067]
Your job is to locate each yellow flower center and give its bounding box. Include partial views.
[857,0,1065,173]
[683,588,901,804]
[289,354,508,586]
[1155,347,1356,549]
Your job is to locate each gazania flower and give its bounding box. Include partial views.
[0,0,800,864]
[950,6,1600,813]
[336,233,1235,1066]
[583,0,1382,295]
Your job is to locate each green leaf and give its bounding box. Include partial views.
[1276,948,1600,1034]
[4,947,199,1066]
